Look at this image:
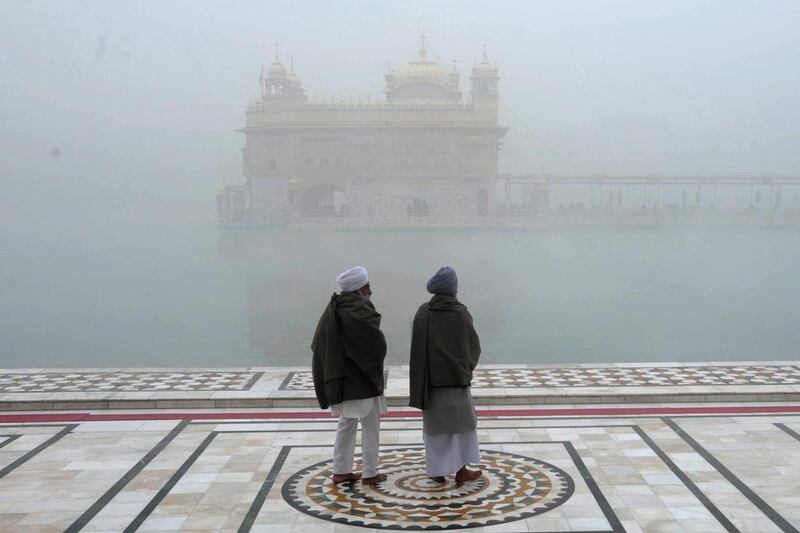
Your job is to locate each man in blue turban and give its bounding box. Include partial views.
[409,266,482,484]
[426,266,458,296]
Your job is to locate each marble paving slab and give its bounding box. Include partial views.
[0,404,799,531]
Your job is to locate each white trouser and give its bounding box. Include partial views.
[332,398,381,477]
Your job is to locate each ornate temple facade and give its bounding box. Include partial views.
[218,38,508,223]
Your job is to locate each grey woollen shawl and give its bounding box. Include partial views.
[409,294,481,410]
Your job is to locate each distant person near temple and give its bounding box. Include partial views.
[311,266,388,485]
[409,266,482,483]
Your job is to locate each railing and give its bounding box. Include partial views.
[300,102,474,110]
[280,209,800,229]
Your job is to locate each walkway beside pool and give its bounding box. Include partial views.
[0,362,798,531]
[1,362,799,411]
[1,401,800,532]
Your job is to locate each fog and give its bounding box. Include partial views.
[1,1,799,367]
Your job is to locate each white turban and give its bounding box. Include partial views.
[336,266,369,292]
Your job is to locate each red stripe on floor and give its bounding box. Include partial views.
[1,404,799,424]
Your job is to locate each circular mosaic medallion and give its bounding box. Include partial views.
[281,448,574,530]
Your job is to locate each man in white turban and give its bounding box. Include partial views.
[312,266,388,485]
[335,266,369,292]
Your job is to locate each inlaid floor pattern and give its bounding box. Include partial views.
[279,364,800,390]
[0,371,263,392]
[1,406,799,531]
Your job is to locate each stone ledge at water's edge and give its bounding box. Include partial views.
[0,361,798,411]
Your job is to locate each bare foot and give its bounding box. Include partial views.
[332,472,362,483]
[455,466,481,483]
[428,476,446,484]
[361,473,388,485]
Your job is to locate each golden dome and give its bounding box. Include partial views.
[394,59,451,82]
[385,35,462,102]
[393,35,452,83]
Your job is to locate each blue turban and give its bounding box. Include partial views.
[426,266,458,296]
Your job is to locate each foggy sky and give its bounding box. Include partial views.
[1,0,799,223]
[2,1,800,368]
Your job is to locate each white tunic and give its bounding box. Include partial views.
[331,395,387,418]
[424,429,481,477]
[422,387,481,476]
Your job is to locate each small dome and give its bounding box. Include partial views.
[473,60,496,76]
[472,46,498,77]
[268,61,287,78]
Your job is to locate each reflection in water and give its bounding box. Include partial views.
[2,222,799,368]
[227,227,799,367]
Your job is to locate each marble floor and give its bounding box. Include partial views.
[2,362,800,410]
[1,403,799,532]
